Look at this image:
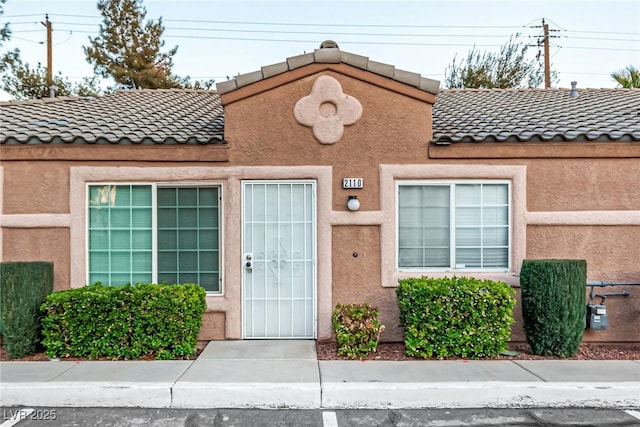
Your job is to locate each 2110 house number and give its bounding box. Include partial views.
[342,178,363,189]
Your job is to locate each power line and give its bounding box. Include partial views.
[559,71,615,76]
[48,21,98,27]
[39,19,536,38]
[2,21,43,25]
[43,27,639,52]
[1,14,45,18]
[10,22,639,53]
[9,35,45,44]
[560,45,639,52]
[164,26,526,38]
[12,18,636,43]
[567,29,640,36]
[4,14,640,36]
[568,35,640,42]
[151,18,528,30]
[8,13,529,30]
[65,31,512,48]
[8,29,45,33]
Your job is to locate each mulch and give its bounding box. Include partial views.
[3,341,639,362]
[316,341,640,361]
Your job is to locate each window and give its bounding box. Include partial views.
[88,184,221,293]
[397,182,510,270]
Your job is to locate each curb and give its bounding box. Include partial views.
[3,381,639,409]
[320,381,640,409]
[171,382,321,409]
[1,382,173,408]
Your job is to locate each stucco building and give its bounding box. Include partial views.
[1,43,639,343]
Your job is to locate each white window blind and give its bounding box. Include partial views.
[398,182,509,270]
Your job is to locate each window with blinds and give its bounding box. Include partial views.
[397,182,510,270]
[88,184,221,293]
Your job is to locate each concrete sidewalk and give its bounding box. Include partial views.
[1,341,639,409]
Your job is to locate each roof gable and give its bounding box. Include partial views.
[215,42,440,99]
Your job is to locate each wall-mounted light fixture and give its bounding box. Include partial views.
[347,195,360,211]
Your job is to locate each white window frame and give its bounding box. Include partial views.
[86,182,224,295]
[396,180,511,273]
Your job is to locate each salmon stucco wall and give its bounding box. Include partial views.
[331,225,403,342]
[526,159,640,211]
[198,311,226,341]
[2,162,70,214]
[527,225,640,282]
[222,68,433,213]
[2,227,69,291]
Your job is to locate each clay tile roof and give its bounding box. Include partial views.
[0,89,225,145]
[2,85,638,147]
[432,88,640,144]
[215,42,440,96]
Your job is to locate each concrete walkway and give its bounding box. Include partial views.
[1,341,638,409]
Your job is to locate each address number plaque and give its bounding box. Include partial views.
[342,178,363,189]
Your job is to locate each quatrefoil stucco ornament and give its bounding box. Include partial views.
[294,75,363,144]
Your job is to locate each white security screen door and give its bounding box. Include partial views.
[242,181,316,339]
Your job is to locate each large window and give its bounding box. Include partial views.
[398,182,510,270]
[88,184,221,293]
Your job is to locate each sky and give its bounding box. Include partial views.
[1,0,639,100]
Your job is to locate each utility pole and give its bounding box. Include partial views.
[41,14,53,97]
[531,18,558,89]
[543,18,551,89]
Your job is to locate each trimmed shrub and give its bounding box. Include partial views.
[0,262,54,359]
[396,277,516,359]
[41,283,206,360]
[332,303,385,359]
[520,259,587,357]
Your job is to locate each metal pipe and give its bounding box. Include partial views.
[595,292,631,304]
[586,281,637,304]
[586,281,640,287]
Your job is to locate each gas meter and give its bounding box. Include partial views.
[586,303,608,330]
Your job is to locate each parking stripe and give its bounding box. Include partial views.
[1,409,34,427]
[323,411,339,427]
[625,410,640,420]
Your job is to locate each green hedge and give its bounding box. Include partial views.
[396,277,516,359]
[41,283,206,360]
[520,259,586,357]
[332,303,385,359]
[0,262,54,359]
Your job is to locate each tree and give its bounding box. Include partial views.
[1,0,213,99]
[0,1,103,99]
[0,0,9,47]
[1,51,104,99]
[84,0,184,89]
[611,65,640,88]
[176,76,216,90]
[0,0,14,70]
[444,36,553,89]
